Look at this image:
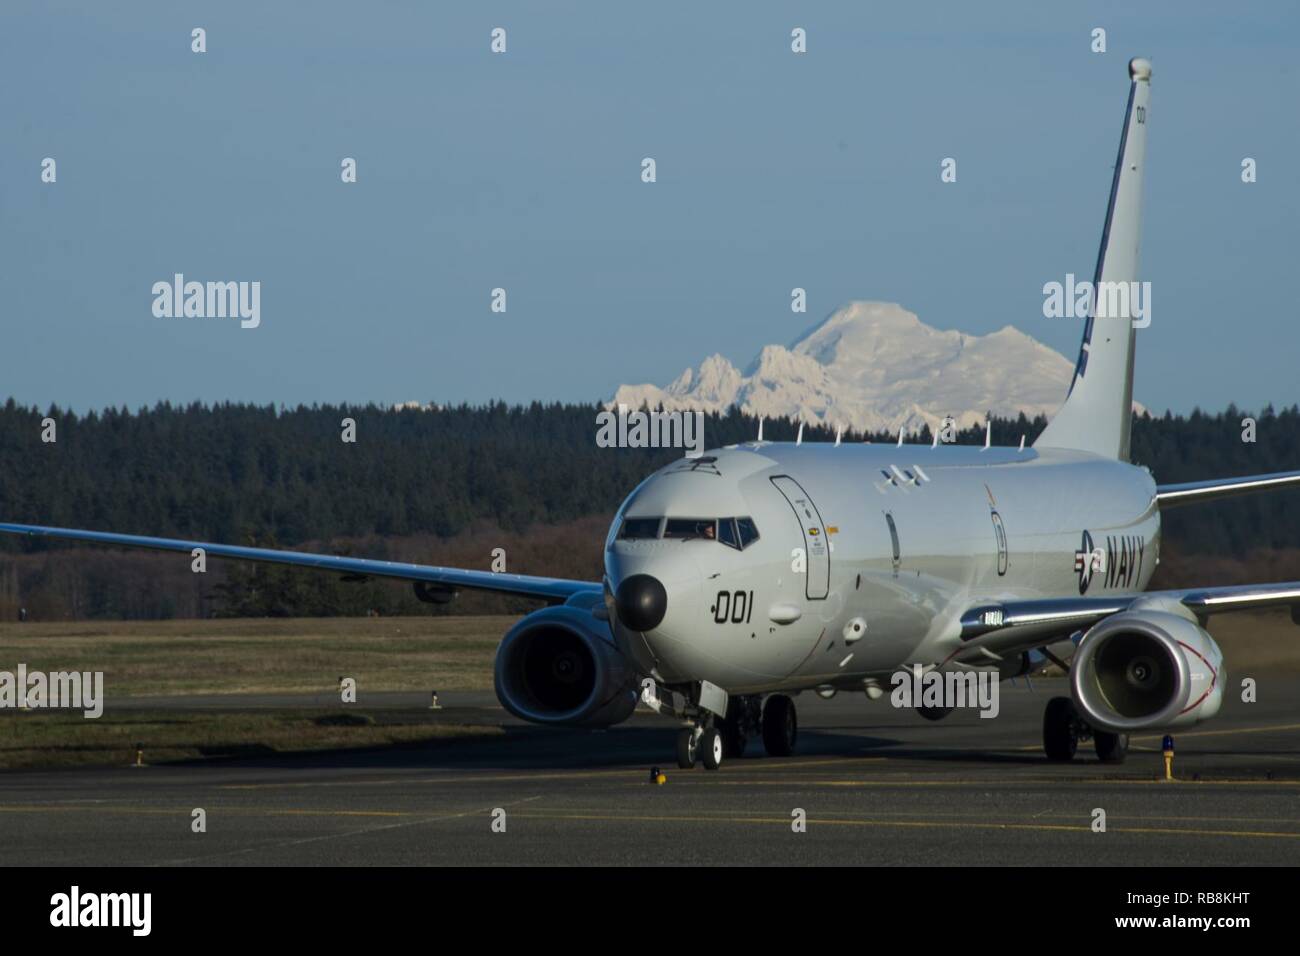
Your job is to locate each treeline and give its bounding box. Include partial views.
[0,398,1297,619]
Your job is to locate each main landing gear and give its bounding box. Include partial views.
[674,693,799,770]
[761,694,797,757]
[1042,696,1128,764]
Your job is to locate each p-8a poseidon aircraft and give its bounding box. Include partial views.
[5,58,1300,771]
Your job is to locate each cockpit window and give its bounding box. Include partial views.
[621,516,759,547]
[664,518,716,541]
[736,517,760,548]
[618,517,662,540]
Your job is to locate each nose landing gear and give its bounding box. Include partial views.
[675,695,760,770]
[668,692,799,769]
[675,725,725,770]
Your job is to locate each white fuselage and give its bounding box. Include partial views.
[605,441,1159,694]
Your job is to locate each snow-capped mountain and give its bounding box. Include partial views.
[611,301,1100,435]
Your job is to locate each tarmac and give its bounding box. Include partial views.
[3,680,1299,865]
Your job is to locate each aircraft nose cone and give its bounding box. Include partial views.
[615,574,668,632]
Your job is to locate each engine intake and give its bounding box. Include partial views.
[494,606,638,727]
[1070,608,1223,732]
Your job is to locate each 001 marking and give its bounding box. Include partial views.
[712,590,754,624]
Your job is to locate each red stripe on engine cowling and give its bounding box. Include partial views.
[1177,639,1219,715]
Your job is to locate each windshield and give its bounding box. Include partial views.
[664,518,717,541]
[622,516,759,549]
[617,517,662,540]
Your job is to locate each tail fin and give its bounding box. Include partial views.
[1035,57,1152,461]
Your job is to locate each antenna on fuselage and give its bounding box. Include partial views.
[796,421,804,445]
[983,418,991,451]
[834,425,842,446]
[931,427,938,449]
[897,426,905,447]
[1019,434,1025,452]
[757,417,764,442]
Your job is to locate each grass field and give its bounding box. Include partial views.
[0,610,1297,770]
[0,615,510,697]
[0,616,513,769]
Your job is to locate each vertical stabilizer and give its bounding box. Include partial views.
[1035,57,1151,460]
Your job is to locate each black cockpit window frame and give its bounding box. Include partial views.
[718,517,740,549]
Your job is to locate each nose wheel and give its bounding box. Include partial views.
[699,727,724,769]
[663,686,800,770]
[674,727,698,769]
[675,694,800,768]
[676,725,724,770]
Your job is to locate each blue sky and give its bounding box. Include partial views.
[1,1,1296,415]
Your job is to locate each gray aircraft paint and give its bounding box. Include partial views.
[606,443,1158,694]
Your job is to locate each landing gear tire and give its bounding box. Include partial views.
[762,694,798,757]
[916,705,954,722]
[1095,730,1129,764]
[675,728,698,769]
[699,727,724,770]
[1043,696,1079,762]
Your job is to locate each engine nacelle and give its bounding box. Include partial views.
[1070,608,1224,733]
[494,605,638,727]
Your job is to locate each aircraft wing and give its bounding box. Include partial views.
[945,465,1300,660]
[1156,468,1300,507]
[953,581,1300,664]
[0,522,598,604]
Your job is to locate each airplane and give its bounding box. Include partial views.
[5,57,1300,771]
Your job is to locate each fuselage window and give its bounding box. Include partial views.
[619,517,662,540]
[736,517,760,549]
[664,518,717,541]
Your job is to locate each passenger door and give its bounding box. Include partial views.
[771,475,830,600]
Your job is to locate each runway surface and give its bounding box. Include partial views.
[4,679,1300,865]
